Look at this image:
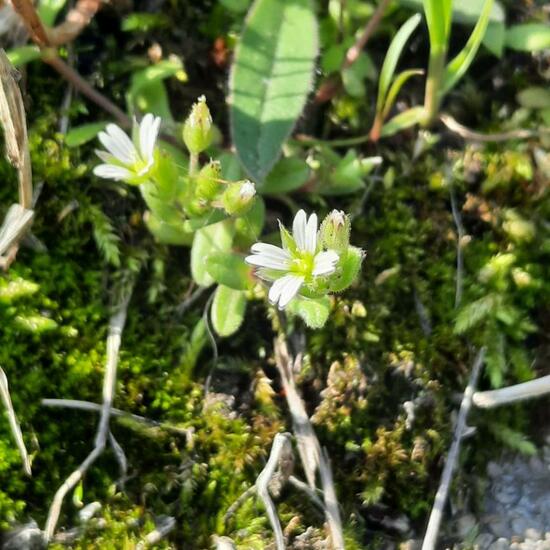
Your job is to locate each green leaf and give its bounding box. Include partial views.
[229,0,318,182]
[320,151,381,195]
[483,21,505,57]
[261,157,310,194]
[38,0,67,25]
[517,87,550,110]
[454,294,497,334]
[145,213,193,246]
[235,196,265,242]
[6,46,41,67]
[191,220,235,287]
[376,13,421,114]
[287,296,331,329]
[219,0,251,13]
[65,123,107,148]
[121,13,170,32]
[205,252,250,290]
[211,285,247,337]
[382,69,424,119]
[15,314,58,333]
[183,210,228,232]
[442,0,495,94]
[506,24,550,52]
[380,106,425,138]
[402,0,504,26]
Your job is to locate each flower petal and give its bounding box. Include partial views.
[95,149,114,163]
[292,209,307,250]
[93,164,132,181]
[139,113,160,163]
[245,253,290,271]
[312,250,339,276]
[99,125,136,165]
[269,274,304,309]
[251,242,291,261]
[305,213,318,254]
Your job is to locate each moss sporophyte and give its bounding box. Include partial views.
[246,209,361,310]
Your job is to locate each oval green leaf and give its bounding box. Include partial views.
[211,285,247,337]
[229,0,318,183]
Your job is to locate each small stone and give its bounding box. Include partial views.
[475,533,495,549]
[488,461,503,478]
[528,456,545,474]
[511,518,529,536]
[525,529,543,542]
[489,538,511,550]
[489,519,511,538]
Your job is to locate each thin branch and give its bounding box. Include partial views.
[421,348,486,550]
[44,293,132,543]
[9,0,49,46]
[223,485,257,525]
[449,187,465,309]
[0,367,32,476]
[46,0,101,46]
[472,374,550,409]
[273,336,345,549]
[136,516,176,550]
[255,432,292,550]
[440,113,549,143]
[40,398,192,436]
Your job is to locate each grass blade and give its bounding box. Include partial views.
[380,106,425,138]
[376,13,422,113]
[443,0,494,94]
[382,68,424,119]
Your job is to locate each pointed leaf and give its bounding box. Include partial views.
[505,24,550,52]
[382,69,424,119]
[443,0,494,94]
[376,13,422,113]
[230,0,318,182]
[380,106,425,138]
[261,157,310,194]
[287,296,331,329]
[211,285,247,337]
[65,123,107,148]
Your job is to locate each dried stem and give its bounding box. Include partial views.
[449,187,465,309]
[44,294,132,543]
[0,367,32,476]
[274,336,345,549]
[440,113,549,142]
[472,374,550,409]
[421,348,486,550]
[46,0,101,46]
[256,432,293,550]
[136,516,176,550]
[9,0,49,46]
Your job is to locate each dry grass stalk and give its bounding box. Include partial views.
[136,516,176,550]
[274,337,345,549]
[0,366,32,476]
[46,0,101,46]
[472,374,550,409]
[44,293,132,542]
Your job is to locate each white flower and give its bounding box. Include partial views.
[93,114,161,182]
[239,180,256,200]
[245,210,340,309]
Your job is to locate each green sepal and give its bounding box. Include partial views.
[144,211,193,246]
[328,246,364,293]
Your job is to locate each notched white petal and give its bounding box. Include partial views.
[251,243,291,261]
[245,254,290,271]
[305,213,318,253]
[312,250,339,276]
[292,209,307,250]
[93,164,132,181]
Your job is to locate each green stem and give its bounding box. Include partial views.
[189,152,199,176]
[422,49,446,127]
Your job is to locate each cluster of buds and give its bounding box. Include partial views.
[93,96,256,237]
[246,209,362,310]
[182,96,256,217]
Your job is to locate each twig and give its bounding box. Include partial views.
[288,475,324,511]
[315,0,391,104]
[44,293,132,542]
[46,0,101,46]
[0,367,32,476]
[449,187,465,309]
[255,432,293,550]
[472,374,550,409]
[9,0,49,46]
[421,348,486,550]
[440,113,549,143]
[223,485,257,525]
[274,336,345,549]
[136,516,176,550]
[40,398,192,436]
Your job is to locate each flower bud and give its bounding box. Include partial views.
[222,180,256,215]
[320,210,350,252]
[195,160,222,201]
[182,95,213,154]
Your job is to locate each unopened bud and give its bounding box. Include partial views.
[320,210,350,252]
[183,95,213,154]
[222,180,256,215]
[196,160,222,201]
